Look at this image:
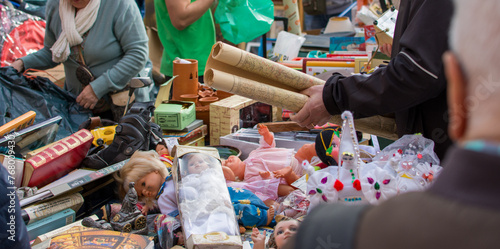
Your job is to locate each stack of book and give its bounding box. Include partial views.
[162,119,207,146]
[0,112,134,246]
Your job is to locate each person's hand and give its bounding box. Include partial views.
[379,43,392,57]
[10,59,24,72]
[251,227,266,249]
[290,85,332,129]
[77,85,99,109]
[141,205,150,216]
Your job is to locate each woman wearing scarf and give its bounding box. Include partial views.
[11,0,152,119]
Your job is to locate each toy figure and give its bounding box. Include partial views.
[82,182,147,234]
[314,128,341,167]
[251,217,300,249]
[222,124,316,198]
[114,150,171,216]
[176,152,239,239]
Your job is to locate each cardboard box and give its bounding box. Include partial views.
[209,95,257,145]
[155,101,196,131]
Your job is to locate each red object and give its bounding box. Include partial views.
[353,179,362,191]
[23,129,93,188]
[334,179,344,191]
[1,19,45,67]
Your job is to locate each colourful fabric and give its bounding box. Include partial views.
[21,0,151,101]
[228,187,273,227]
[154,0,216,77]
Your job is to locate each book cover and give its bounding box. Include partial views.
[329,37,366,53]
[0,154,24,187]
[23,129,93,188]
[0,115,62,157]
[32,215,98,246]
[20,160,128,208]
[22,192,84,225]
[0,110,36,137]
[26,208,76,241]
[48,226,154,249]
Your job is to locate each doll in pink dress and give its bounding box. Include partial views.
[222,124,316,200]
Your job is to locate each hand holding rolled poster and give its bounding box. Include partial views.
[204,42,398,140]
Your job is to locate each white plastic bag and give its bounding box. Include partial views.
[272,31,306,62]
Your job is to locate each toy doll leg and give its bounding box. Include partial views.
[233,203,274,227]
[278,184,296,197]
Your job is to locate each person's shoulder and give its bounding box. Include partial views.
[46,0,60,10]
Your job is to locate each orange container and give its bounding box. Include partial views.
[172,59,199,101]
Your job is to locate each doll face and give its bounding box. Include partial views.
[274,220,299,248]
[135,171,164,198]
[156,144,169,156]
[186,154,210,174]
[341,153,355,168]
[222,156,245,172]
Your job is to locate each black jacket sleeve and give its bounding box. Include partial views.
[323,0,453,119]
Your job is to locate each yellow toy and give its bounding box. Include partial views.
[91,125,117,147]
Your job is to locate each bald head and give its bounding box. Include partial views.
[446,0,500,142]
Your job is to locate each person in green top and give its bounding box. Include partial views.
[154,0,216,83]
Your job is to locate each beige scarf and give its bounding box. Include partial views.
[51,0,101,63]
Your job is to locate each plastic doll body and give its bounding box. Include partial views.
[222,124,314,198]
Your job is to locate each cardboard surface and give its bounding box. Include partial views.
[154,101,196,130]
[209,95,257,145]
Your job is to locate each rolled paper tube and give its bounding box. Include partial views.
[209,42,324,91]
[205,69,308,112]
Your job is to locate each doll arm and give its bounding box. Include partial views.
[273,167,300,185]
[222,166,236,181]
[251,227,267,249]
[259,171,272,179]
[258,124,274,147]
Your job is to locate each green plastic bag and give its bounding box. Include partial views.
[214,0,274,44]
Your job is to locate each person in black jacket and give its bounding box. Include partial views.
[286,1,500,248]
[291,0,453,160]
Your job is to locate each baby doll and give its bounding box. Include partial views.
[176,152,238,239]
[251,217,300,249]
[114,150,171,216]
[155,137,179,168]
[222,124,316,198]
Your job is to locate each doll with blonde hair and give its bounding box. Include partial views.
[115,150,172,215]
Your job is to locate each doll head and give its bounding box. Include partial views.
[315,128,340,166]
[115,150,169,202]
[294,143,317,165]
[221,155,246,180]
[180,152,218,176]
[267,217,300,249]
[156,143,169,157]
